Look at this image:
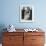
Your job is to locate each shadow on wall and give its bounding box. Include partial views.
[0,24,7,43]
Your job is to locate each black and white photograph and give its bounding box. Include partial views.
[20,5,34,22]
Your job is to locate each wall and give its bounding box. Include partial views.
[0,0,46,29]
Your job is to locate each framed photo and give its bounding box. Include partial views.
[20,5,34,22]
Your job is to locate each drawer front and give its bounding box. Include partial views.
[24,36,44,45]
[32,36,45,44]
[3,32,23,36]
[3,43,23,46]
[32,44,44,46]
[3,36,23,43]
[3,35,23,46]
[24,32,44,36]
[3,32,24,46]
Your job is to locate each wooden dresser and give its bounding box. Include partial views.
[2,29,45,46]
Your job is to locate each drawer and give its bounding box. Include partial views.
[3,36,23,44]
[3,32,23,36]
[3,43,23,46]
[3,44,15,46]
[31,44,44,46]
[24,32,44,36]
[3,38,23,46]
[32,36,45,44]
